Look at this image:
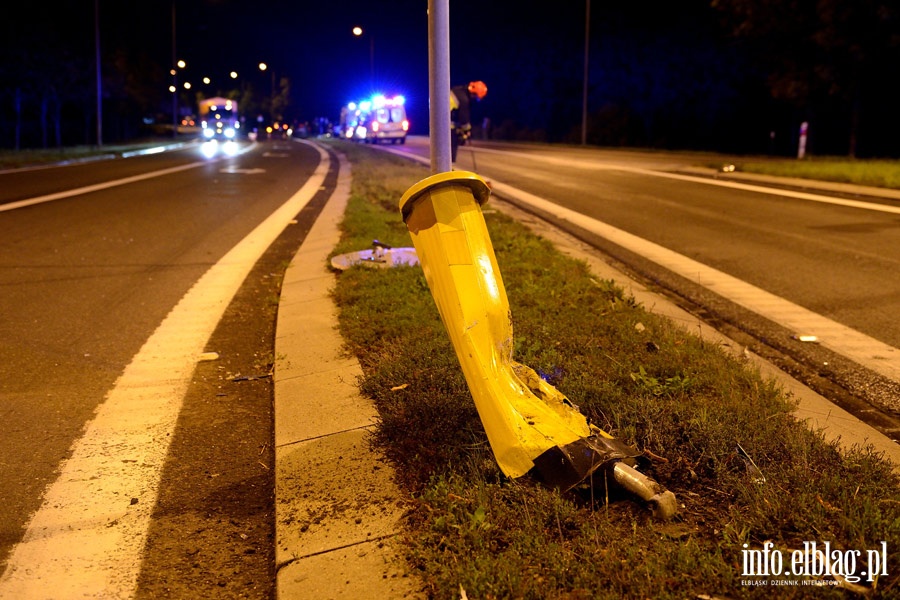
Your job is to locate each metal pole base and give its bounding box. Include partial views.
[529,434,678,520]
[612,462,679,520]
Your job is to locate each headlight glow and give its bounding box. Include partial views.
[200,140,218,158]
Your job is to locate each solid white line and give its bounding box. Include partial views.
[0,141,329,598]
[0,162,206,212]
[470,146,900,215]
[0,143,255,213]
[488,179,900,383]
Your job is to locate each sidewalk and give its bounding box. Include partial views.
[271,147,900,598]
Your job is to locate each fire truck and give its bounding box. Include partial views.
[198,97,240,140]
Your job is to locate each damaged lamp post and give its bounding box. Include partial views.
[399,171,677,519]
[416,0,674,517]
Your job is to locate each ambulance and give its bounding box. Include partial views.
[343,95,408,144]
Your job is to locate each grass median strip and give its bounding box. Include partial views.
[328,142,899,599]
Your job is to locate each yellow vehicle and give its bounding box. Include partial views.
[198,97,240,140]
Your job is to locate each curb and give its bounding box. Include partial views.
[273,150,420,599]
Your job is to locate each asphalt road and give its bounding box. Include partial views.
[1,135,897,595]
[0,138,331,597]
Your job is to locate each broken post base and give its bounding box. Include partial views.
[528,434,678,520]
[612,462,678,520]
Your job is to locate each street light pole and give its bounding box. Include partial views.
[94,0,102,146]
[352,27,375,91]
[581,0,590,146]
[259,62,275,123]
[171,2,177,138]
[427,0,451,173]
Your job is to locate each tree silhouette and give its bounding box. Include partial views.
[712,0,900,156]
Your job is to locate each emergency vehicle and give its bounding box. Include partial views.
[342,95,409,144]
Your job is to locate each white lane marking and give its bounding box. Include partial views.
[0,141,329,598]
[221,166,266,174]
[0,162,207,212]
[0,144,255,213]
[488,179,900,383]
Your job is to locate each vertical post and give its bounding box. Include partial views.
[798,121,808,159]
[94,0,103,147]
[581,0,590,146]
[369,35,375,91]
[171,2,178,138]
[428,0,451,174]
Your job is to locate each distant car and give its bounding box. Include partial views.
[267,123,291,139]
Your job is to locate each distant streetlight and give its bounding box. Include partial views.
[352,26,375,90]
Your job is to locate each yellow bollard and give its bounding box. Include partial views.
[400,171,676,518]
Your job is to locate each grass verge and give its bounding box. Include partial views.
[328,141,899,598]
[725,157,900,190]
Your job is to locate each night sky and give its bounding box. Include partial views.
[118,0,730,140]
[3,1,898,156]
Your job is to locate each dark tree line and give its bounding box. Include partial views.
[712,0,900,156]
[0,1,288,150]
[2,0,898,156]
[456,0,899,157]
